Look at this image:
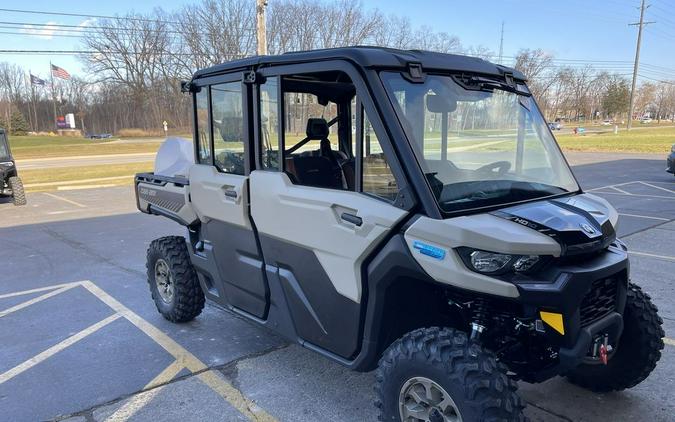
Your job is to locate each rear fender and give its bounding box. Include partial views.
[135,173,198,226]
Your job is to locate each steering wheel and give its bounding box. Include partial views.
[476,161,511,177]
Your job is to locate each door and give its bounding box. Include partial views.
[249,67,409,358]
[189,79,269,319]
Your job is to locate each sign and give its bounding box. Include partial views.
[56,116,68,129]
[66,113,76,129]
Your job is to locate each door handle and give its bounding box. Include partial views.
[340,212,362,227]
[224,189,238,199]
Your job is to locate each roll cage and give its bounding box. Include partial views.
[186,47,533,220]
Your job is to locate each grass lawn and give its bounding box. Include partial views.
[21,162,153,191]
[555,127,675,153]
[8,135,162,160]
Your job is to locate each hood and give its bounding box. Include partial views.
[491,194,616,256]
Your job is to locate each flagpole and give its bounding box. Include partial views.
[50,61,57,131]
[32,77,38,131]
[31,74,39,132]
[26,71,34,131]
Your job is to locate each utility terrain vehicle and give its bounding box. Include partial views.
[0,128,26,206]
[135,47,664,421]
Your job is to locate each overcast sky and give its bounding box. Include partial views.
[3,0,674,83]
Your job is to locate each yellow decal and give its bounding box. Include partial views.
[540,311,565,335]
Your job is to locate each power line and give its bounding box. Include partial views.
[0,20,256,36]
[0,8,181,25]
[0,30,83,38]
[0,49,252,58]
[638,74,675,84]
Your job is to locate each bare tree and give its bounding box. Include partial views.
[634,82,656,118]
[82,10,176,129]
[177,0,256,74]
[654,82,675,122]
[514,49,556,106]
[371,15,414,49]
[316,0,382,49]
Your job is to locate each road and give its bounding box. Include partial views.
[16,152,157,170]
[1,152,674,422]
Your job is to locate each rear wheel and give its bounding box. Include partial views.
[8,176,26,206]
[567,283,664,392]
[146,236,205,322]
[375,327,525,422]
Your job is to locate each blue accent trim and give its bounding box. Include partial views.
[413,241,446,260]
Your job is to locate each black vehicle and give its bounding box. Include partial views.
[667,144,675,176]
[86,133,113,139]
[0,128,26,206]
[134,47,664,421]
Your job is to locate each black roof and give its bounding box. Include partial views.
[193,46,525,81]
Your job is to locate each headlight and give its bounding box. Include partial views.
[470,251,512,273]
[458,248,542,275]
[0,161,13,167]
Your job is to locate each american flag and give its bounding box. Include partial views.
[30,74,46,86]
[51,64,70,80]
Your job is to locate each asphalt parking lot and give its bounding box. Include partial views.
[1,152,674,422]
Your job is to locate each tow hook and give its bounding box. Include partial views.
[591,333,611,365]
[600,344,608,365]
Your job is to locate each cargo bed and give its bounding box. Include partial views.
[135,172,198,226]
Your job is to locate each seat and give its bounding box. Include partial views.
[340,158,356,191]
[287,156,343,189]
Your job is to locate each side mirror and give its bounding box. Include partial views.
[181,81,200,93]
[426,94,457,113]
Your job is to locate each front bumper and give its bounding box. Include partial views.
[513,244,628,380]
[667,152,675,174]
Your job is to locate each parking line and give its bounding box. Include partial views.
[638,181,675,194]
[0,282,80,300]
[618,213,671,221]
[105,360,184,422]
[198,370,276,422]
[665,338,675,347]
[0,285,77,318]
[80,281,277,422]
[610,186,631,195]
[629,251,675,262]
[0,313,121,385]
[591,191,675,200]
[42,192,87,208]
[587,181,635,191]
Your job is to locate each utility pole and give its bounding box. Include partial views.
[627,0,655,129]
[498,21,504,65]
[256,0,268,56]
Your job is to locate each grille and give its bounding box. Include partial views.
[579,277,618,326]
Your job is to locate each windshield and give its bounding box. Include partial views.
[381,72,579,213]
[0,133,9,159]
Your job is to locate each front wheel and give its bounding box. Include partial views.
[375,327,525,422]
[567,283,664,392]
[8,176,26,206]
[146,236,205,323]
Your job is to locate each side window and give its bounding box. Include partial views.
[284,92,339,153]
[362,111,398,201]
[211,82,244,175]
[195,89,211,164]
[260,77,280,171]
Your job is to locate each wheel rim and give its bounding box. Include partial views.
[154,259,174,304]
[399,377,462,422]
